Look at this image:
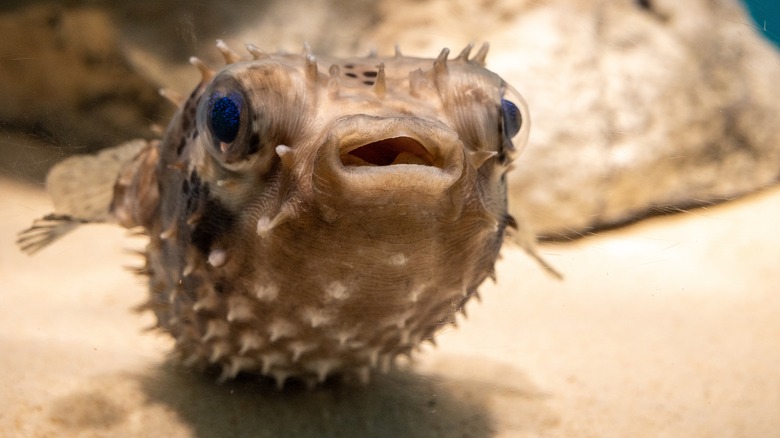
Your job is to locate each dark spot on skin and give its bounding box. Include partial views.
[191,197,236,255]
[176,137,186,155]
[344,64,355,69]
[363,80,375,86]
[636,0,651,9]
[345,72,358,78]
[178,94,200,136]
[183,173,236,256]
[635,0,668,21]
[182,172,204,219]
[363,71,378,78]
[46,10,62,29]
[247,132,260,155]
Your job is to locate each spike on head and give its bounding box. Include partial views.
[433,48,450,93]
[327,64,340,98]
[408,68,426,98]
[159,88,184,107]
[216,39,241,64]
[472,42,489,66]
[302,42,313,56]
[434,48,450,74]
[304,54,319,84]
[456,43,474,61]
[189,57,215,83]
[246,43,269,60]
[394,43,402,58]
[373,62,386,98]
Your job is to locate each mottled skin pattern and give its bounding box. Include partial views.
[20,42,530,387]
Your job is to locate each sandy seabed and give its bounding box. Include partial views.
[2,176,779,437]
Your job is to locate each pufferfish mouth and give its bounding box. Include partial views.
[333,115,460,171]
[341,136,436,167]
[313,115,465,204]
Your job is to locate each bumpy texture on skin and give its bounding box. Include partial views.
[19,42,530,387]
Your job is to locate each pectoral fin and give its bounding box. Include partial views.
[17,139,153,254]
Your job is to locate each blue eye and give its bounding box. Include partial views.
[209,95,242,143]
[501,98,522,138]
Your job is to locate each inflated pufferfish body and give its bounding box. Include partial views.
[19,42,531,387]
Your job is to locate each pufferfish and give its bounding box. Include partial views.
[18,41,542,387]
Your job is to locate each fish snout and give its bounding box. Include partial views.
[312,115,467,211]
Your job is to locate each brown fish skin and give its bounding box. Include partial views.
[26,42,531,387]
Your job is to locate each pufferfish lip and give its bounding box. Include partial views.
[332,114,462,171]
[312,115,466,204]
[341,136,436,167]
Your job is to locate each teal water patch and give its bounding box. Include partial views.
[742,0,780,48]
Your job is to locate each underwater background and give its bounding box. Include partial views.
[743,0,780,47]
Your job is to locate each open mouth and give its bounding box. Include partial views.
[340,137,436,167]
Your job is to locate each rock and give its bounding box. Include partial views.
[0,3,169,179]
[366,0,780,237]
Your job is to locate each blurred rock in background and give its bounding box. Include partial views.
[1,0,778,239]
[0,3,170,180]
